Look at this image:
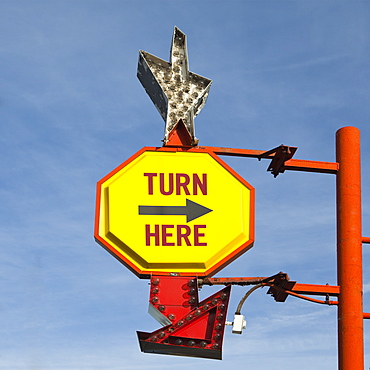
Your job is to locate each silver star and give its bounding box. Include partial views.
[137,27,212,145]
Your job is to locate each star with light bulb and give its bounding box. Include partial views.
[137,27,212,145]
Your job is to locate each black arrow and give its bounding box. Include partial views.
[138,199,212,223]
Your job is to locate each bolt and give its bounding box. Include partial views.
[188,297,196,305]
[189,288,196,295]
[215,323,223,330]
[214,333,221,341]
[219,304,226,311]
[188,279,196,287]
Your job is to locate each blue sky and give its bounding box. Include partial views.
[1,1,370,369]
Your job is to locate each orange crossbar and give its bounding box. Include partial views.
[162,144,339,175]
[199,278,340,297]
[201,146,339,174]
[284,158,339,174]
[199,146,272,158]
[291,283,339,296]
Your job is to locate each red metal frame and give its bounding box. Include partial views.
[148,276,199,324]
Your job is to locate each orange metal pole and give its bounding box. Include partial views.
[336,126,364,370]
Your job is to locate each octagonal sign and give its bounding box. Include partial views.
[94,147,255,278]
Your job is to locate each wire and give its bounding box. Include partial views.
[235,283,264,315]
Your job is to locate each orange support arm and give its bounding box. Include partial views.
[290,283,339,296]
[198,145,338,175]
[284,158,339,174]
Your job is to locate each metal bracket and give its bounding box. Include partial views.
[163,119,194,147]
[266,273,296,302]
[259,145,298,177]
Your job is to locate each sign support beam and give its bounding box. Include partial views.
[336,126,364,370]
[161,122,339,176]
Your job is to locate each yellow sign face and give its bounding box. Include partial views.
[95,148,254,277]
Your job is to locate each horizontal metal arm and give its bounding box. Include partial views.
[198,273,340,304]
[207,146,338,176]
[264,284,338,305]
